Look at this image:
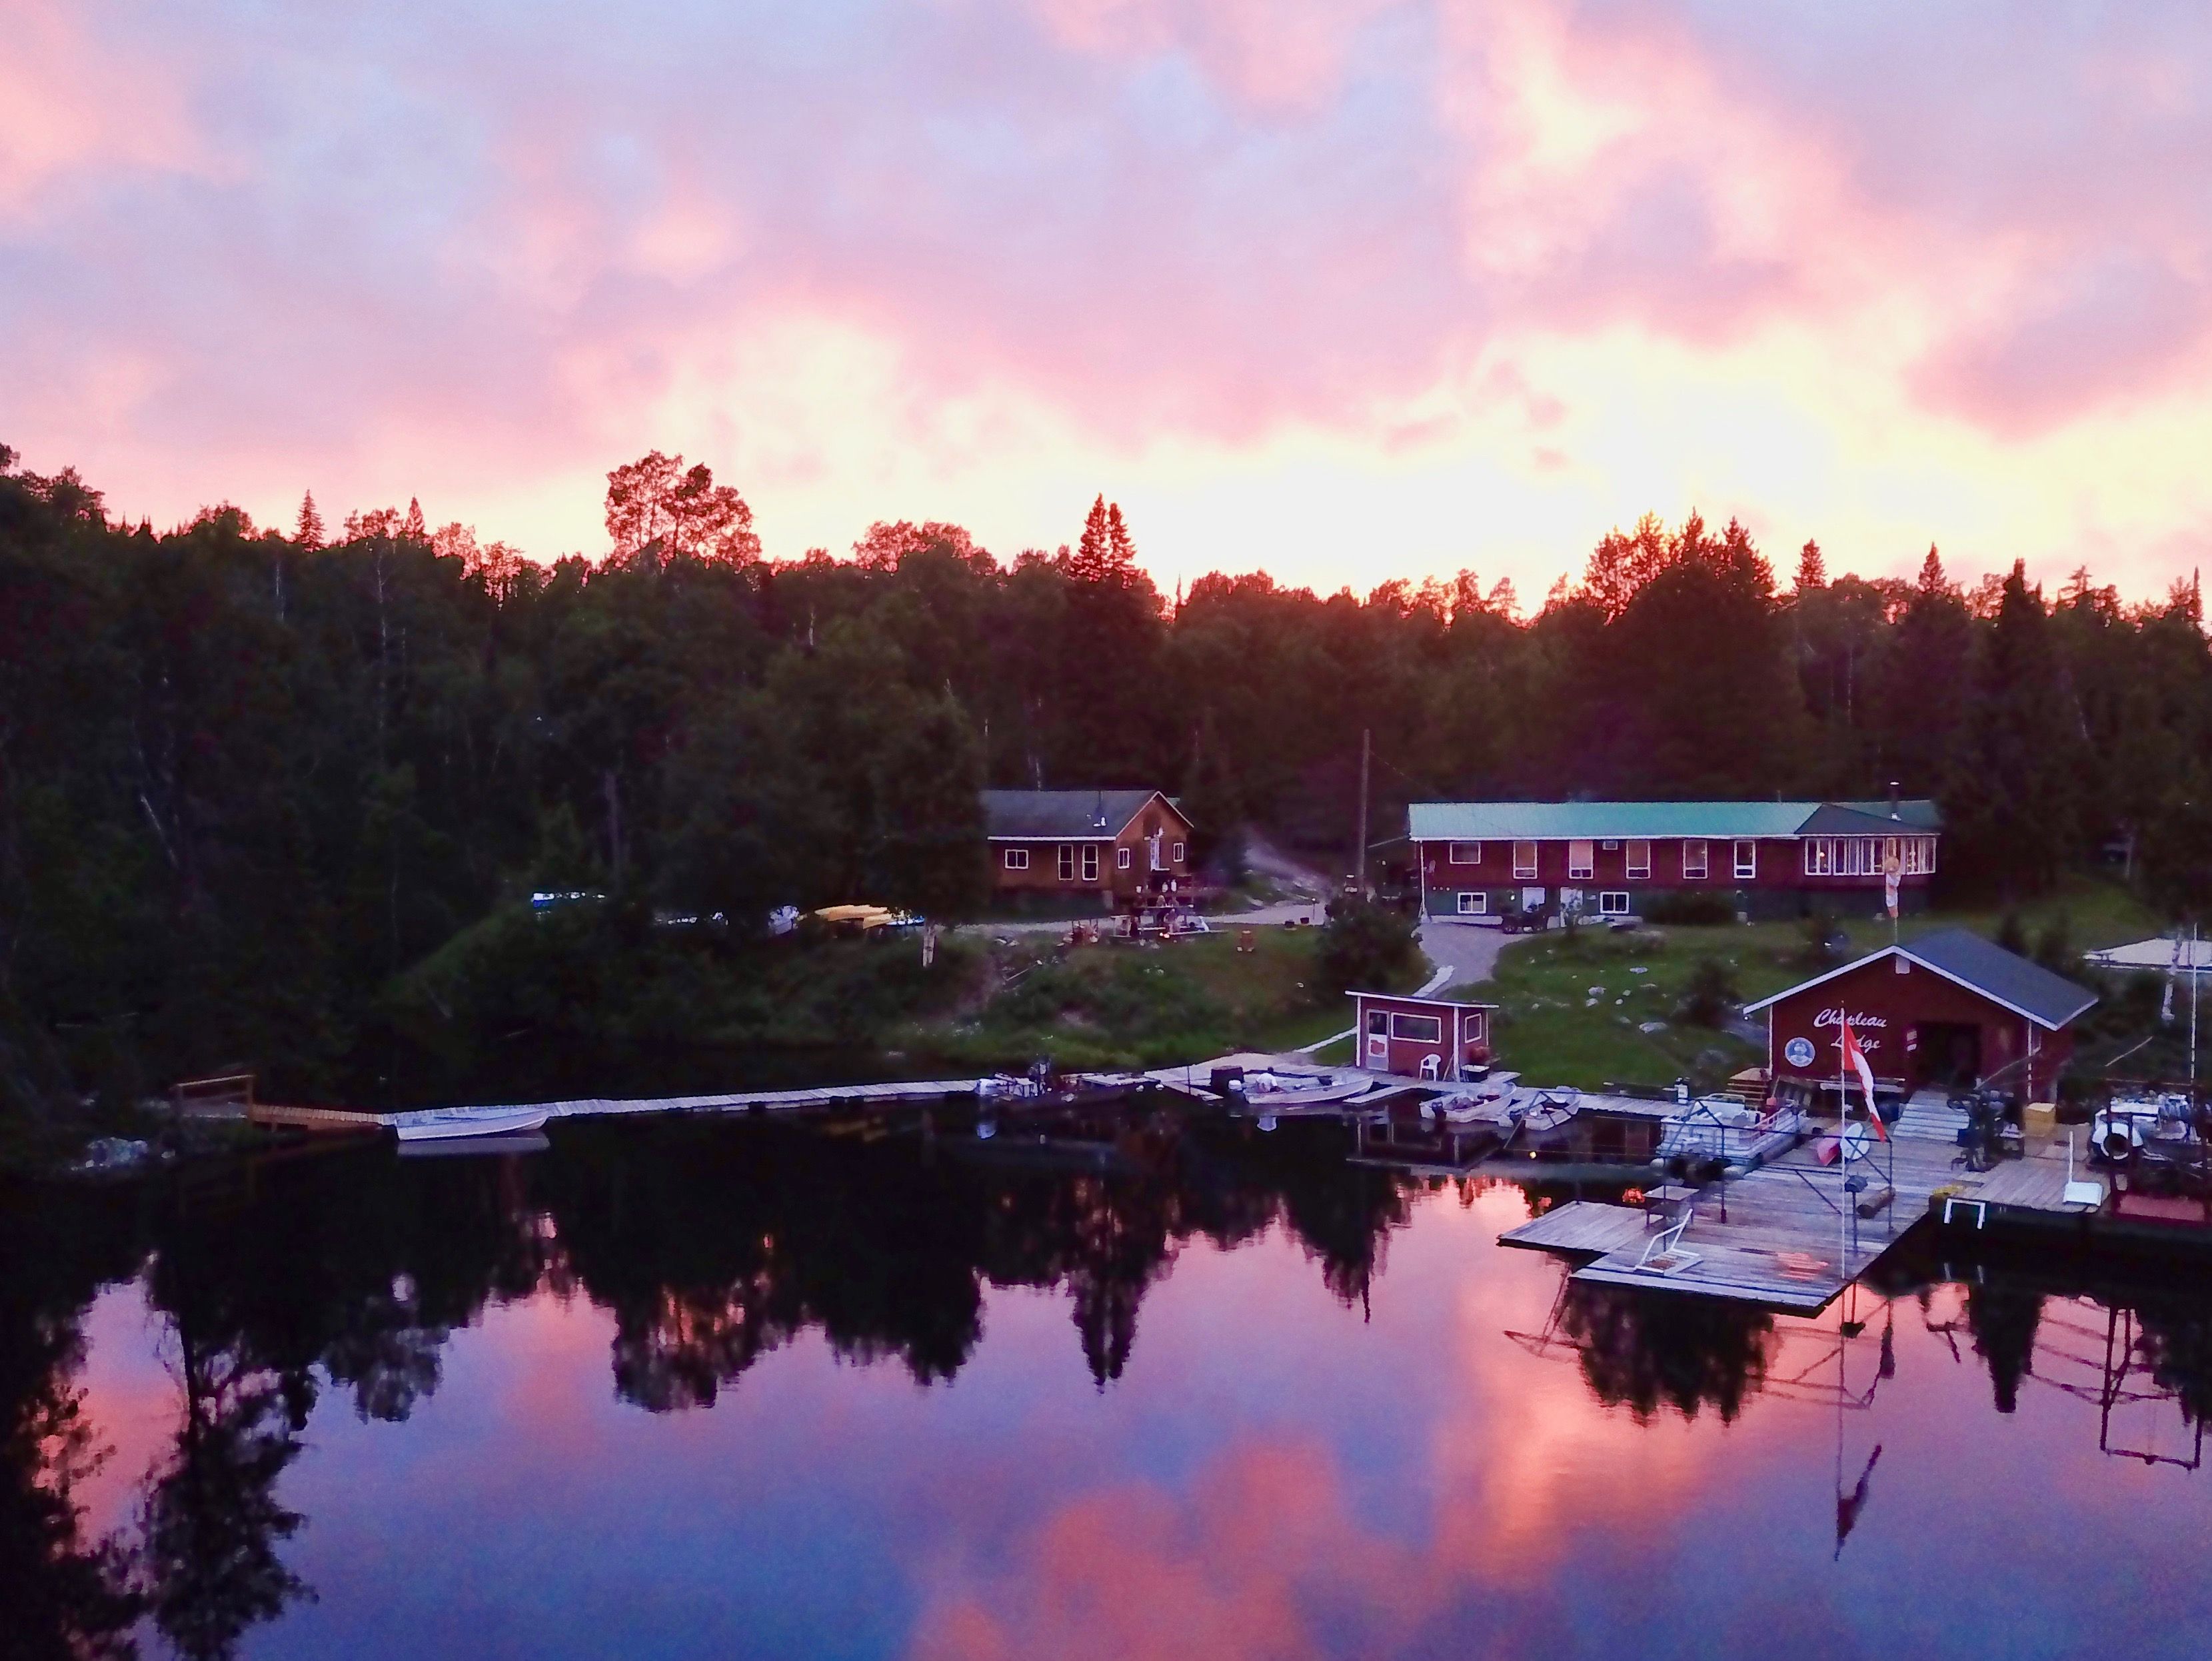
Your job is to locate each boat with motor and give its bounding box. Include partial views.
[1498,1086,1581,1148]
[1655,1096,1805,1177]
[2090,1092,2207,1167]
[1230,1070,1372,1109]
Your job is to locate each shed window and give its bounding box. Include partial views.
[1390,1012,1445,1042]
[1082,845,1100,882]
[1456,891,1486,914]
[1599,891,1630,916]
[1568,839,1595,880]
[1625,839,1650,879]
[1448,840,1482,865]
[1058,844,1074,880]
[1366,1009,1388,1036]
[1682,839,1708,880]
[1004,848,1030,870]
[1513,840,1539,879]
[1733,840,1757,879]
[1116,846,1132,870]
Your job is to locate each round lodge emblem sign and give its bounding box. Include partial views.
[1783,1036,1817,1068]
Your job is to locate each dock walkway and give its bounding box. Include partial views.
[1502,1092,2116,1310]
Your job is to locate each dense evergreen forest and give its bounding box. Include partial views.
[5,440,2211,1116]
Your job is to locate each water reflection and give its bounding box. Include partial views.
[4,1112,2212,1658]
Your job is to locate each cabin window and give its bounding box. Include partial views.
[1903,836,1936,874]
[1625,839,1650,879]
[1513,840,1538,879]
[1082,846,1100,882]
[1682,839,1708,879]
[1004,848,1030,870]
[1803,838,1830,876]
[1456,891,1485,914]
[1172,841,1185,864]
[1390,1012,1444,1042]
[1599,891,1630,916]
[1057,844,1074,880]
[1116,846,1132,870]
[1448,840,1482,865]
[1468,1010,1487,1042]
[1568,839,1595,880]
[1733,839,1757,879]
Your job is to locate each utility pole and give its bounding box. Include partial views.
[1353,727,1371,900]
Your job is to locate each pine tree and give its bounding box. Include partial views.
[1106,502,1136,575]
[1070,495,1114,584]
[294,491,325,549]
[402,497,427,542]
[1795,539,1825,591]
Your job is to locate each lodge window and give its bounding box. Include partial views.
[1733,840,1756,879]
[1058,844,1074,880]
[1172,840,1185,864]
[1599,891,1630,916]
[1116,846,1132,870]
[1682,839,1708,879]
[1903,836,1936,874]
[1390,1013,1444,1042]
[1456,891,1486,915]
[1803,839,1830,876]
[1513,840,1538,879]
[1448,841,1482,865]
[1004,848,1030,870]
[1626,839,1650,880]
[1568,839,1595,880]
[1082,846,1100,882]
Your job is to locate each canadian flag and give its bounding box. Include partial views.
[1840,1020,1886,1139]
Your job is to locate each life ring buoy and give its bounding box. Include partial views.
[2092,1112,2139,1162]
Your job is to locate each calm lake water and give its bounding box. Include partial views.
[10,1110,2212,1660]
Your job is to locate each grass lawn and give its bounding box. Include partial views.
[1454,876,2163,1094]
[907,921,1417,1069]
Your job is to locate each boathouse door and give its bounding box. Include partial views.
[1913,1021,1981,1091]
[1366,1008,1389,1066]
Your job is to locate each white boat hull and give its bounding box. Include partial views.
[391,1106,553,1144]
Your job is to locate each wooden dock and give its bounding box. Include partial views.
[1496,1092,2157,1310]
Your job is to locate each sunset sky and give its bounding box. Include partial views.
[7,1,2212,599]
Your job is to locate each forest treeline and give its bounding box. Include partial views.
[4,441,2211,1110]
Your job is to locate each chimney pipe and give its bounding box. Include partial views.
[1887,780,1900,820]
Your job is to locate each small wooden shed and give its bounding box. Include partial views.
[1349,992,1497,1080]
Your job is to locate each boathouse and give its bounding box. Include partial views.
[1349,991,1496,1080]
[1406,798,1941,924]
[1745,927,2095,1104]
[980,789,1195,908]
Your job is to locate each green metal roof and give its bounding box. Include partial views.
[1406,799,1941,841]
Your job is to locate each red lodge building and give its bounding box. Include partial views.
[1745,928,2096,1104]
[1407,798,1942,924]
[981,789,1194,908]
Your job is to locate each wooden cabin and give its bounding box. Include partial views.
[1408,798,1941,925]
[1745,927,2095,1104]
[1350,992,1497,1080]
[981,789,1195,908]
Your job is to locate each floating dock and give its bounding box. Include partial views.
[1500,1094,2131,1310]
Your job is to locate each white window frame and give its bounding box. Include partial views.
[1568,839,1595,880]
[1004,848,1030,871]
[1803,838,1830,876]
[1082,845,1100,882]
[1456,891,1486,915]
[1625,839,1650,880]
[1390,1012,1445,1043]
[1733,839,1757,880]
[1116,846,1132,870]
[1448,840,1482,866]
[1682,838,1708,880]
[1058,844,1075,881]
[1904,836,1936,875]
[1598,890,1630,916]
[1171,840,1185,864]
[1513,840,1539,880]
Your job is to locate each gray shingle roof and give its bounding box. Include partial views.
[1745,926,2097,1030]
[1407,799,1941,841]
[980,789,1186,840]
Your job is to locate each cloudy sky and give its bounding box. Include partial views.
[5,1,2210,598]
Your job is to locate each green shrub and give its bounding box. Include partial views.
[1315,898,1421,996]
[1677,956,1739,1027]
